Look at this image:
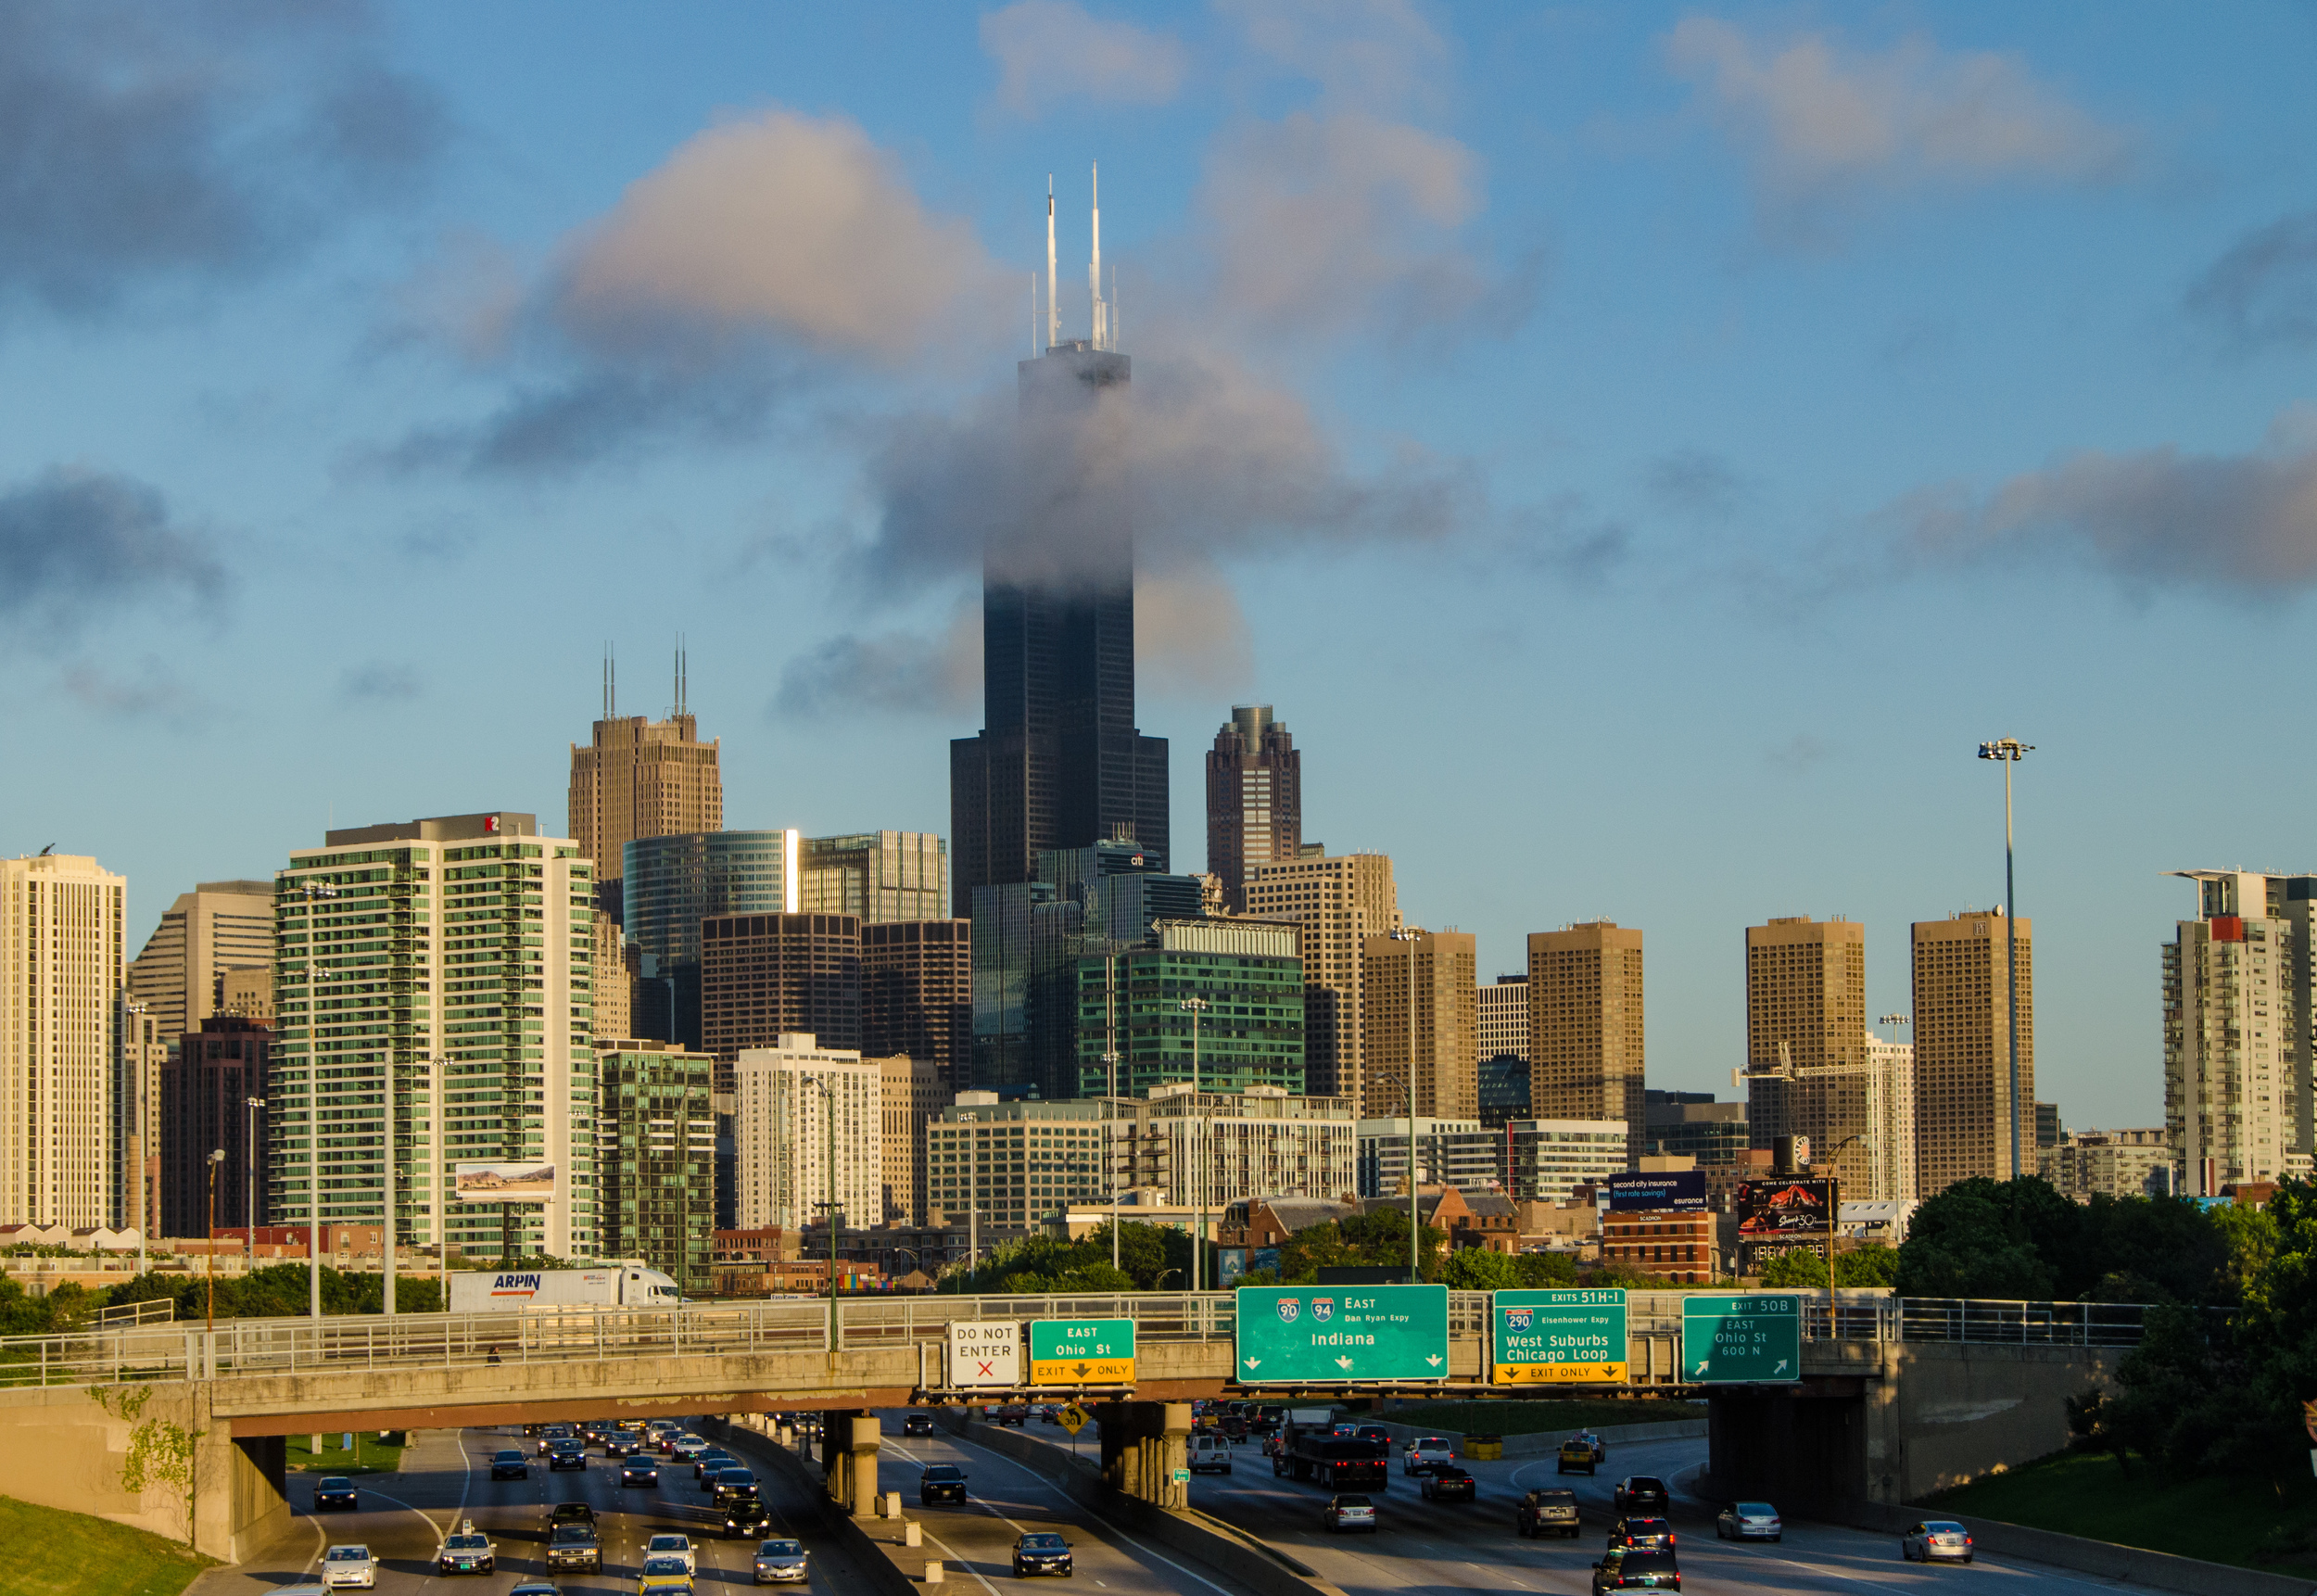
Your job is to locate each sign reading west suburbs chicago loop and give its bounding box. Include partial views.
[1492,1288,1628,1384]
[1234,1285,1450,1383]
[1681,1293,1803,1384]
[1028,1318,1136,1386]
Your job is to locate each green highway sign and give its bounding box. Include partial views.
[1492,1289,1628,1385]
[1681,1294,1802,1384]
[1234,1284,1450,1384]
[1028,1317,1136,1385]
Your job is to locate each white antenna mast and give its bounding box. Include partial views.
[1045,174,1058,352]
[1089,162,1106,350]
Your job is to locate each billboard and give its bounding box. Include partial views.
[1606,1171,1707,1212]
[1735,1176,1835,1260]
[454,1161,558,1203]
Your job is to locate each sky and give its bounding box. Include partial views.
[6,1,2316,1128]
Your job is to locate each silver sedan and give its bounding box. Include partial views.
[1903,1521,1974,1563]
[1716,1501,1781,1541]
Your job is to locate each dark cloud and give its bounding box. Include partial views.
[62,657,201,719]
[774,605,979,719]
[1645,448,1753,520]
[2185,210,2317,352]
[372,366,793,477]
[1895,409,2317,593]
[338,661,422,703]
[0,466,222,640]
[0,1,444,318]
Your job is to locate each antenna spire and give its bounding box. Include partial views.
[1045,174,1058,352]
[605,642,615,720]
[1089,163,1106,351]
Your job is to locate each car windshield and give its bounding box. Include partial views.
[1630,1477,1666,1491]
[1616,1552,1678,1573]
[1416,1437,1449,1448]
[325,1548,368,1561]
[1738,1502,1776,1515]
[1334,1495,1373,1507]
[1926,1522,1966,1533]
[721,1472,753,1486]
[551,1526,593,1541]
[447,1537,487,1551]
[648,1537,687,1550]
[320,1477,351,1489]
[759,1542,802,1557]
[493,1450,523,1461]
[644,1558,689,1575]
[1021,1535,1065,1550]
[925,1466,963,1481]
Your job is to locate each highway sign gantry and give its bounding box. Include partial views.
[1028,1318,1136,1385]
[1492,1288,1628,1384]
[1234,1284,1450,1384]
[948,1320,1021,1387]
[1681,1293,1803,1383]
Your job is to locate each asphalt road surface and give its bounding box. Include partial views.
[192,1424,886,1596]
[987,1418,2171,1596]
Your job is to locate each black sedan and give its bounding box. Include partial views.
[1420,1465,1477,1502]
[921,1464,968,1505]
[621,1456,662,1488]
[1610,1516,1676,1552]
[1614,1476,1671,1514]
[604,1433,641,1458]
[315,1476,359,1512]
[725,1500,775,1540]
[546,1440,587,1472]
[1012,1533,1072,1577]
[904,1413,937,1437]
[1593,1550,1679,1591]
[488,1450,529,1481]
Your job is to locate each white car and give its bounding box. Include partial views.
[646,1532,698,1574]
[673,1435,709,1460]
[1402,1436,1454,1475]
[1903,1521,1973,1564]
[1716,1501,1782,1541]
[322,1545,377,1589]
[1323,1494,1378,1533]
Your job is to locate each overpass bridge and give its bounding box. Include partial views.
[0,1289,2143,1560]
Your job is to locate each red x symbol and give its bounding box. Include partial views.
[977,1360,995,1376]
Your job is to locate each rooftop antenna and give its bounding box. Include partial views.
[673,634,686,717]
[1088,162,1106,350]
[1045,174,1058,352]
[604,643,615,720]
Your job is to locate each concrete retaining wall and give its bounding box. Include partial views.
[1363,1413,1709,1459]
[1839,1499,2317,1596]
[715,1420,917,1596]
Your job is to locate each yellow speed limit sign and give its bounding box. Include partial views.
[1057,1403,1091,1436]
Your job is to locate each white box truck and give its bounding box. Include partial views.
[449,1265,683,1312]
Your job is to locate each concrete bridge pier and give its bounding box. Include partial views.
[815,1410,879,1514]
[1095,1401,1189,1510]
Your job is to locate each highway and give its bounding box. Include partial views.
[979,1417,2159,1596]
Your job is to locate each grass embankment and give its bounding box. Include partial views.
[1376,1398,1703,1435]
[286,1433,405,1474]
[0,1494,212,1596]
[1920,1449,2317,1578]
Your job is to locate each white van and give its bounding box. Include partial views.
[1189,1432,1234,1475]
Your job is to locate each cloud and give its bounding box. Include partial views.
[1665,19,2130,243]
[62,657,201,719]
[338,661,422,703]
[1136,566,1255,699]
[774,601,980,718]
[1645,448,1753,520]
[981,2,1187,118]
[0,2,445,318]
[558,109,1003,363]
[2185,210,2317,353]
[1895,408,2317,593]
[0,466,222,640]
[1222,0,1450,113]
[1198,110,1541,344]
[1766,732,1831,772]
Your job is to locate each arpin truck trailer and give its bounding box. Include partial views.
[1271,1409,1389,1490]
[448,1266,683,1312]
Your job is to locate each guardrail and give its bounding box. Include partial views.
[0,1288,2150,1392]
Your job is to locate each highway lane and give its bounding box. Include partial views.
[1001,1420,2166,1596]
[867,1410,1263,1596]
[193,1421,880,1596]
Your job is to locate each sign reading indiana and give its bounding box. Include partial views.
[1492,1288,1629,1385]
[1234,1284,1450,1384]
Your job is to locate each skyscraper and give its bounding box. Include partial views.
[863,919,973,1095]
[596,1039,715,1290]
[272,813,599,1263]
[623,829,797,1048]
[1741,916,1881,1199]
[731,1034,882,1233]
[1074,918,1307,1098]
[568,652,722,923]
[1,852,126,1228]
[2163,870,2306,1195]
[1527,921,1646,1168]
[1912,908,2034,1196]
[699,912,865,1083]
[1207,706,1300,911]
[799,832,948,922]
[1359,929,1479,1122]
[159,1015,272,1238]
[127,880,275,1047]
[1244,852,1401,1105]
[950,181,1167,916]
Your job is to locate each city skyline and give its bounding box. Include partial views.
[6,6,2313,1133]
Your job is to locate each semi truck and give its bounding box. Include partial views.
[448,1265,684,1312]
[1271,1409,1388,1490]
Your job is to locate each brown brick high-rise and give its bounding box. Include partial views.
[700,913,862,1092]
[863,919,972,1095]
[1744,915,1875,1198]
[1912,910,2034,1196]
[1206,706,1300,912]
[569,658,722,920]
[1527,921,1646,1169]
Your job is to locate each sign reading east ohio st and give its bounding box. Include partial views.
[948,1320,1021,1388]
[1681,1294,1803,1384]
[1492,1288,1628,1384]
[1234,1285,1450,1384]
[1027,1318,1136,1385]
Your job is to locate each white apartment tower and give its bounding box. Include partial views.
[1,854,127,1228]
[732,1034,882,1233]
[2163,870,2304,1195]
[273,814,600,1263]
[1244,852,1400,1107]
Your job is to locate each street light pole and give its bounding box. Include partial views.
[1978,739,2034,1180]
[1180,997,1209,1294]
[245,1097,265,1273]
[1105,944,1122,1273]
[206,1149,225,1335]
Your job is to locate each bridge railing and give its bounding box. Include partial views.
[0,1287,2151,1391]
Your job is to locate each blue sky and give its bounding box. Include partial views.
[6,1,2317,1128]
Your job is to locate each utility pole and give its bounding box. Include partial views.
[1978,739,2034,1179]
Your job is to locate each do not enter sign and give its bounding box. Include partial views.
[948,1320,1020,1388]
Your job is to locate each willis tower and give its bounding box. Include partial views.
[950,171,1168,916]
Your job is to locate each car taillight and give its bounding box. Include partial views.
[1964,1538,1973,1547]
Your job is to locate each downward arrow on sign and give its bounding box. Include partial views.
[1425,1354,1444,1367]
[1243,1358,1260,1371]
[1335,1355,1354,1370]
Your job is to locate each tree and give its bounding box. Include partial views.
[1894,1178,2067,1299]
[1442,1248,1516,1290]
[1513,1251,1580,1287]
[1756,1250,1829,1288]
